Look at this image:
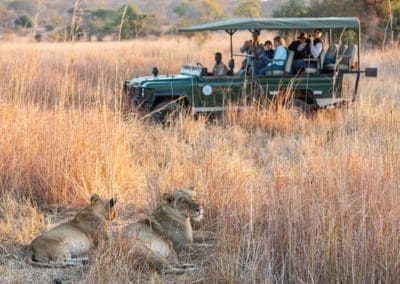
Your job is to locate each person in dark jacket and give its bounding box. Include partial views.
[288,32,308,60]
[255,40,274,74]
[293,29,324,73]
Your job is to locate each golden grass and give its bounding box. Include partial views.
[0,35,399,282]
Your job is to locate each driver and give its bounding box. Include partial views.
[212,52,228,76]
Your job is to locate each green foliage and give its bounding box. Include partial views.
[173,0,222,23]
[273,0,309,17]
[172,0,222,37]
[118,5,148,39]
[7,1,34,14]
[201,0,223,22]
[233,0,262,18]
[65,25,83,41]
[34,33,42,42]
[14,15,32,28]
[173,2,188,18]
[52,16,63,26]
[85,8,118,40]
[273,0,400,43]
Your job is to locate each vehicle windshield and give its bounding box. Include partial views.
[180,65,203,76]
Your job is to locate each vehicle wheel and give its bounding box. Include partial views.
[290,99,312,118]
[150,101,185,124]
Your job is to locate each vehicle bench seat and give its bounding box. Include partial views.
[266,50,294,76]
[304,50,327,74]
[324,44,357,72]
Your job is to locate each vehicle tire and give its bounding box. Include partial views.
[290,99,312,118]
[150,101,185,124]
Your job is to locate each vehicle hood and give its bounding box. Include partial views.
[129,74,197,87]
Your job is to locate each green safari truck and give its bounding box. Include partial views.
[123,17,377,120]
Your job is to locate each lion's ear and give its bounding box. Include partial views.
[162,193,173,204]
[110,197,117,207]
[90,193,100,202]
[188,186,195,191]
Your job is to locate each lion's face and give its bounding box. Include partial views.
[162,188,203,222]
[89,194,117,221]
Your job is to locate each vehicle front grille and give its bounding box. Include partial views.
[133,86,142,97]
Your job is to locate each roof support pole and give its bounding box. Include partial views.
[353,24,362,101]
[225,29,237,74]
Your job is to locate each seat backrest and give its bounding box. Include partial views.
[319,50,327,68]
[284,50,294,74]
[341,44,357,67]
[326,44,338,59]
[338,44,348,56]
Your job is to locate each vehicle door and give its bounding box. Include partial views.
[196,75,256,112]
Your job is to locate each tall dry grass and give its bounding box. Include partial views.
[0,36,399,282]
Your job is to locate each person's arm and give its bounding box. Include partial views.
[297,43,306,51]
[221,64,228,75]
[240,41,250,53]
[310,42,322,58]
[268,46,283,66]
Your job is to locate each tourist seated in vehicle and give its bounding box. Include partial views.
[262,40,275,60]
[293,29,324,74]
[256,36,288,76]
[212,52,228,76]
[237,30,264,76]
[254,40,274,74]
[288,32,308,60]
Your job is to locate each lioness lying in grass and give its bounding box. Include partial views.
[122,187,213,274]
[28,193,117,268]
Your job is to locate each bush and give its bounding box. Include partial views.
[14,15,32,28]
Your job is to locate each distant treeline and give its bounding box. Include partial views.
[1,0,399,43]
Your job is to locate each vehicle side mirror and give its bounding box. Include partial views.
[365,67,377,77]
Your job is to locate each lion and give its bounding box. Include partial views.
[28,193,117,268]
[122,187,213,274]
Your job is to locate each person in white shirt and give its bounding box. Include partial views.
[256,36,288,75]
[293,29,324,73]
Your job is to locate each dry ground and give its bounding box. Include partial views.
[0,35,399,283]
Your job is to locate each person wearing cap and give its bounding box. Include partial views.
[293,29,324,73]
[288,32,308,60]
[237,30,264,76]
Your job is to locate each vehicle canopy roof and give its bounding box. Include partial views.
[179,17,360,32]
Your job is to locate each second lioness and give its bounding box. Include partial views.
[28,193,117,268]
[122,187,212,274]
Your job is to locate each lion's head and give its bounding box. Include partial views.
[89,193,117,221]
[161,187,203,222]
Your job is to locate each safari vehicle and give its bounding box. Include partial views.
[123,17,377,120]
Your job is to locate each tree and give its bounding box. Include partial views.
[273,0,400,43]
[233,0,262,18]
[173,0,223,24]
[273,0,309,17]
[85,8,118,40]
[200,0,223,22]
[7,1,35,14]
[118,5,149,39]
[14,15,32,28]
